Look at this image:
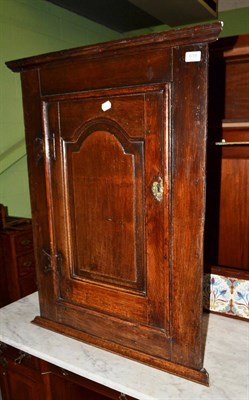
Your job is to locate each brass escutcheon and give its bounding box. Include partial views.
[152,177,164,202]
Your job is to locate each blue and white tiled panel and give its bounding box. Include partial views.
[203,274,249,320]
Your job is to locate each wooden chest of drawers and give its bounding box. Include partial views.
[0,343,135,400]
[0,205,37,306]
[6,23,221,384]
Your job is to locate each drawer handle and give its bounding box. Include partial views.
[20,239,32,246]
[61,368,69,376]
[119,394,127,400]
[14,352,30,365]
[0,356,8,368]
[0,343,7,355]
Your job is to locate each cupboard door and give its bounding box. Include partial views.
[41,85,171,358]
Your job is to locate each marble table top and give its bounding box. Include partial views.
[0,292,248,400]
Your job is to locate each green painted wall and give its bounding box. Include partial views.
[219,7,249,37]
[0,0,121,217]
[0,1,248,218]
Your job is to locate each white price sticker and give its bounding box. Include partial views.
[101,100,112,112]
[185,51,201,62]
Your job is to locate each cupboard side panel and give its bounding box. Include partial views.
[171,44,209,369]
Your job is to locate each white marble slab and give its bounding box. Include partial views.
[0,292,248,400]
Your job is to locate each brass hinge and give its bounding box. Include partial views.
[42,248,52,273]
[34,133,56,164]
[49,132,56,161]
[34,137,44,165]
[56,252,62,275]
[42,249,62,274]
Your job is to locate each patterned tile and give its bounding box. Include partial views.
[233,280,249,319]
[203,274,249,320]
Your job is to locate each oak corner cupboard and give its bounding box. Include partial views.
[6,22,222,385]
